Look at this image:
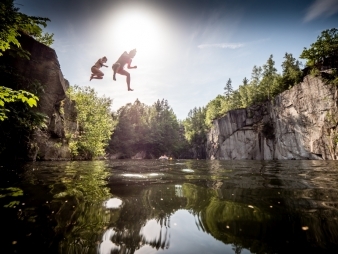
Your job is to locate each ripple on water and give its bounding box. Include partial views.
[122,173,164,178]
[182,169,194,173]
[122,174,145,178]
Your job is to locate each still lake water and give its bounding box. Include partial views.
[1,159,338,254]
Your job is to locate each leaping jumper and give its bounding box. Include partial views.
[112,49,137,91]
[90,56,108,81]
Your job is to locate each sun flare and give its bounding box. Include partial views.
[108,11,162,61]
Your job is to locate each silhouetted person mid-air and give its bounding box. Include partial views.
[90,56,108,81]
[112,49,137,91]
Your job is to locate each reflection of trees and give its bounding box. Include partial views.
[232,244,243,254]
[6,160,338,253]
[182,181,338,253]
[1,161,115,253]
[18,160,338,253]
[101,185,185,253]
[48,161,113,253]
[101,182,253,253]
[181,183,274,252]
[144,217,171,250]
[103,176,338,254]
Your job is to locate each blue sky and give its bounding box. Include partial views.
[17,0,338,120]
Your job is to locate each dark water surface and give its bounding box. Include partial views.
[1,160,338,253]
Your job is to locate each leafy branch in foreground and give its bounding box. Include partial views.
[0,86,38,121]
[0,0,54,57]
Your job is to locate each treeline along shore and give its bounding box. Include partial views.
[1,1,338,161]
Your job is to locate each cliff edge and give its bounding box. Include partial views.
[207,74,338,160]
[0,33,77,160]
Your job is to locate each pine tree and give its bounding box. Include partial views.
[280,53,302,90]
[224,78,233,100]
[261,54,278,100]
[238,77,250,108]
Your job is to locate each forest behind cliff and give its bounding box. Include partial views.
[1,0,338,160]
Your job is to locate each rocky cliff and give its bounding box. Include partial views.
[206,74,338,160]
[1,33,77,160]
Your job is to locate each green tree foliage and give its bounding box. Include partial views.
[0,65,46,159]
[260,54,279,100]
[183,107,207,145]
[109,100,150,156]
[108,99,183,158]
[184,28,336,154]
[205,95,227,126]
[231,90,243,109]
[224,78,233,99]
[0,0,54,57]
[0,99,47,159]
[221,77,243,112]
[32,31,54,47]
[248,65,263,104]
[202,53,303,130]
[0,0,54,159]
[0,86,38,120]
[279,53,303,90]
[238,77,250,108]
[149,99,182,155]
[300,28,338,68]
[67,86,115,160]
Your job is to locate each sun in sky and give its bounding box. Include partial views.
[106,9,165,65]
[27,0,337,120]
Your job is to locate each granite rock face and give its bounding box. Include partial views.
[178,145,207,159]
[2,33,77,160]
[206,74,338,160]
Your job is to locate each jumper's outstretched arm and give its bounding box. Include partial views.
[127,61,137,69]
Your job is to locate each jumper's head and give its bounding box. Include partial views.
[102,56,107,62]
[129,49,137,58]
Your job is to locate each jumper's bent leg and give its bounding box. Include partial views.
[91,66,104,80]
[117,69,133,91]
[112,63,120,81]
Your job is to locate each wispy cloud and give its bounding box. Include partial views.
[304,0,338,22]
[197,38,270,49]
[198,43,244,49]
